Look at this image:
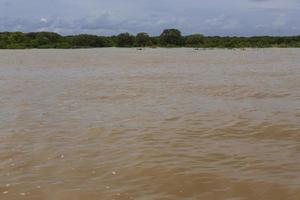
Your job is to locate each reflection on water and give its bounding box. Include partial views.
[0,48,300,200]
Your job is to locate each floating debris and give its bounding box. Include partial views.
[20,193,26,196]
[105,186,110,189]
[3,191,9,194]
[111,171,117,175]
[60,154,65,159]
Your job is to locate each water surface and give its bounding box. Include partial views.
[0,48,300,199]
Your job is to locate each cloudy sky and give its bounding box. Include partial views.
[0,0,300,36]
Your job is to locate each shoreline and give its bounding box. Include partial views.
[1,47,300,50]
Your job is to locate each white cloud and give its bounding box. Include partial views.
[40,18,48,23]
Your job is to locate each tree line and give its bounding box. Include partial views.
[1,29,300,49]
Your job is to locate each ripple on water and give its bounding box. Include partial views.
[0,48,300,199]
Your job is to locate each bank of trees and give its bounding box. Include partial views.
[1,29,300,49]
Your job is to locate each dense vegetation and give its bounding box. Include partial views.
[1,29,300,49]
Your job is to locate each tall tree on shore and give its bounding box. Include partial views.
[159,29,183,46]
[116,33,135,47]
[135,32,152,47]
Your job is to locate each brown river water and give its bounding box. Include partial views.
[0,48,300,200]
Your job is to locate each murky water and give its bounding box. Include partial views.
[0,48,300,200]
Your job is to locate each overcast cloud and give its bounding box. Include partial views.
[0,0,300,36]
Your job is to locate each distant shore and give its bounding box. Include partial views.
[1,29,300,49]
[0,46,300,50]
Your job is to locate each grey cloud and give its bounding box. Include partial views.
[249,0,272,2]
[0,0,299,36]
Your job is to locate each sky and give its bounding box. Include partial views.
[0,0,300,36]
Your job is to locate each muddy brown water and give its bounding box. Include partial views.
[0,48,300,200]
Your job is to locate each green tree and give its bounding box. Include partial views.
[8,32,26,43]
[160,29,183,46]
[26,32,62,47]
[185,34,204,47]
[116,33,135,47]
[0,33,9,48]
[135,32,152,47]
[70,34,109,47]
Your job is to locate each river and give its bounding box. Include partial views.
[0,48,300,199]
